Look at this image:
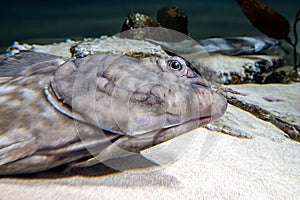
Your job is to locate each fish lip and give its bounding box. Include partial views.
[193,116,213,126]
[162,113,220,131]
[189,114,217,127]
[178,97,228,128]
[130,114,219,136]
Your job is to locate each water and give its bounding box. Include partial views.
[0,0,299,53]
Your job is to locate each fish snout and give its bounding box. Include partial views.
[210,92,227,120]
[191,86,227,122]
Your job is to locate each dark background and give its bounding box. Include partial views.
[0,0,299,53]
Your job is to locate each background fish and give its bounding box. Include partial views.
[146,35,279,55]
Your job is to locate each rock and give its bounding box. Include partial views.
[6,41,32,56]
[121,6,189,36]
[122,13,160,31]
[157,6,189,35]
[120,15,180,42]
[206,104,289,140]
[5,37,169,59]
[70,36,169,58]
[218,83,300,141]
[188,53,294,84]
[6,40,76,58]
[32,39,76,58]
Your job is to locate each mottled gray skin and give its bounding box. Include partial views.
[146,35,279,55]
[0,51,227,175]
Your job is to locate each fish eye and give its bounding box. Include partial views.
[168,60,182,71]
[166,56,188,76]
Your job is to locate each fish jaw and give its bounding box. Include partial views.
[112,87,228,153]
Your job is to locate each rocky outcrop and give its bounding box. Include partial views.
[192,53,294,84]
[70,36,169,58]
[122,13,160,32]
[218,84,300,141]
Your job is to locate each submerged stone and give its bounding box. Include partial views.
[219,83,300,141]
[157,6,189,35]
[122,12,160,32]
[206,104,288,140]
[70,37,169,58]
[190,53,293,84]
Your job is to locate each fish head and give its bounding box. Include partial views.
[50,54,227,149]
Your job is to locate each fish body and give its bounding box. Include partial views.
[0,51,227,175]
[146,35,279,55]
[197,36,279,55]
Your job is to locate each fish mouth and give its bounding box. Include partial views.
[166,111,224,131]
[194,115,214,125]
[188,110,225,127]
[160,92,227,132]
